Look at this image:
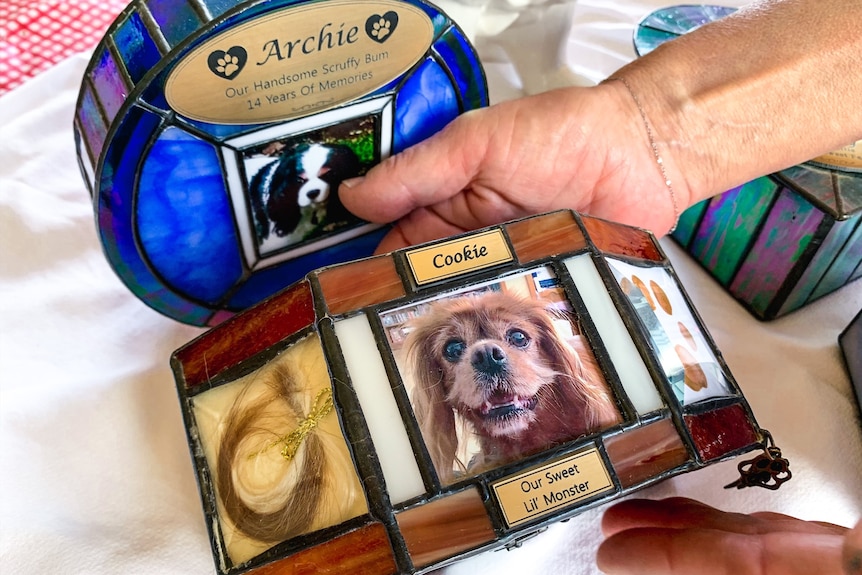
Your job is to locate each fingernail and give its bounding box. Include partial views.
[340,176,364,189]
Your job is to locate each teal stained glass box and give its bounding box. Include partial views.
[635,5,862,320]
[672,169,861,320]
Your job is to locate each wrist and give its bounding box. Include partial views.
[603,76,687,232]
[596,76,693,234]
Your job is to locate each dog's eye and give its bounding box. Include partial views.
[507,329,530,348]
[443,339,466,362]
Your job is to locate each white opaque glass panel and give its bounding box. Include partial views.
[335,314,426,503]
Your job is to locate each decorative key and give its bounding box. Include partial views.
[725,430,791,490]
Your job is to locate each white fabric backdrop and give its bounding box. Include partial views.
[1,1,860,573]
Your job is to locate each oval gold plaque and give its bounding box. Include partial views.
[166,0,434,124]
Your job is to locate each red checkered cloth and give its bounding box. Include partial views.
[0,0,128,95]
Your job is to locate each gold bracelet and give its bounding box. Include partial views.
[605,76,680,233]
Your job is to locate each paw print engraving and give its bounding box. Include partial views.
[216,54,240,78]
[365,12,398,44]
[371,17,391,40]
[206,47,247,80]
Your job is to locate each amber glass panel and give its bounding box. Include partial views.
[396,488,495,568]
[604,419,689,488]
[684,403,759,461]
[580,215,662,262]
[253,522,397,575]
[506,211,587,263]
[175,281,316,388]
[317,254,405,315]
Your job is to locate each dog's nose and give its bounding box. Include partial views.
[307,189,321,201]
[472,343,507,375]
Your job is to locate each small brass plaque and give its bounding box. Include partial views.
[492,447,614,528]
[406,229,513,286]
[165,0,434,124]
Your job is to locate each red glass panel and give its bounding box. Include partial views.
[175,281,316,388]
[580,215,662,262]
[684,403,759,461]
[253,522,396,575]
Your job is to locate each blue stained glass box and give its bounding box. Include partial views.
[74,0,488,326]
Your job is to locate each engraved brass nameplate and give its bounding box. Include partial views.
[492,447,615,528]
[166,0,434,124]
[406,229,513,286]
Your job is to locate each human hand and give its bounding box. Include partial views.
[597,497,861,575]
[339,83,689,253]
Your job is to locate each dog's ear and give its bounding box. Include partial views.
[323,145,361,224]
[266,155,302,236]
[405,327,461,484]
[537,314,620,432]
[328,144,361,179]
[248,160,276,241]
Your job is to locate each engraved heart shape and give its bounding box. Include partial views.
[207,46,247,80]
[365,11,399,43]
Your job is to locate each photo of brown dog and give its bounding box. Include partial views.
[397,285,621,483]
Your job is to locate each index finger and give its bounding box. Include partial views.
[597,526,845,575]
[602,498,847,538]
[338,110,488,223]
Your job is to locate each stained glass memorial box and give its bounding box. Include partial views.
[635,5,862,320]
[171,210,770,575]
[73,0,488,327]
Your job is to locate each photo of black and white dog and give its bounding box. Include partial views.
[248,142,362,248]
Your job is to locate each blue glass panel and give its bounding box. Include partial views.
[434,26,489,110]
[137,127,243,304]
[113,11,163,84]
[91,48,129,123]
[633,26,678,57]
[99,107,212,325]
[406,0,450,37]
[640,5,736,35]
[199,0,241,18]
[227,226,388,309]
[173,115,262,139]
[77,84,107,163]
[145,0,203,47]
[393,58,458,153]
[140,75,171,112]
[635,5,736,56]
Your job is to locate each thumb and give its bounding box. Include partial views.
[338,111,487,223]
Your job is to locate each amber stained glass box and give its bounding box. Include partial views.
[171,210,768,575]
